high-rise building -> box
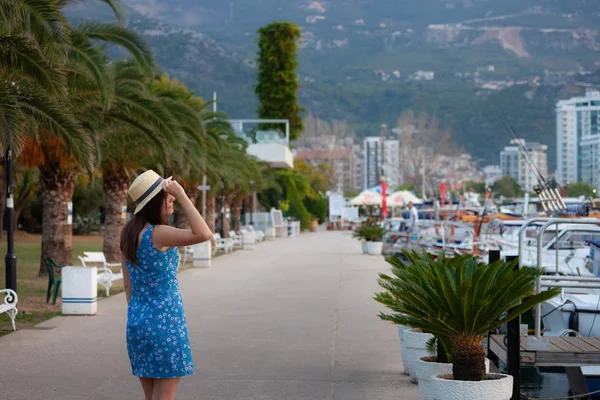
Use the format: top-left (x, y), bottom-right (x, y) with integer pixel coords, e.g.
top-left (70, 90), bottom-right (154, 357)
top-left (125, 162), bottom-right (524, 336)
top-left (556, 89), bottom-right (600, 189)
top-left (382, 139), bottom-right (401, 189)
top-left (362, 137), bottom-right (400, 190)
top-left (351, 144), bottom-right (364, 191)
top-left (500, 139), bottom-right (548, 192)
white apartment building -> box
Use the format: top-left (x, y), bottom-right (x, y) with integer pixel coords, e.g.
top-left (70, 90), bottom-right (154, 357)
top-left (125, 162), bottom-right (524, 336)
top-left (382, 139), bottom-right (401, 189)
top-left (556, 89), bottom-right (600, 189)
top-left (351, 144), bottom-right (364, 191)
top-left (500, 139), bottom-right (548, 192)
top-left (362, 137), bottom-right (401, 190)
top-left (483, 165), bottom-right (502, 187)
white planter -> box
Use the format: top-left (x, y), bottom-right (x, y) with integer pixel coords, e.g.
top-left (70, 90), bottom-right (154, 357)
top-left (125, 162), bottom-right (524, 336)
top-left (366, 241), bottom-right (383, 255)
top-left (397, 325), bottom-right (411, 376)
top-left (404, 329), bottom-right (434, 383)
top-left (417, 357), bottom-right (491, 400)
top-left (428, 373), bottom-right (513, 400)
top-left (361, 240), bottom-right (368, 254)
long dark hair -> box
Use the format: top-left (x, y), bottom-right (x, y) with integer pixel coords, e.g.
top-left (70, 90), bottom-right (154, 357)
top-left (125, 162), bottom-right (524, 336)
top-left (120, 190), bottom-right (167, 265)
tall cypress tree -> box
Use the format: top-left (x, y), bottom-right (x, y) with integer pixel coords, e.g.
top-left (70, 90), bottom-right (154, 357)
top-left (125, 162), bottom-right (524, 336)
top-left (255, 22), bottom-right (303, 141)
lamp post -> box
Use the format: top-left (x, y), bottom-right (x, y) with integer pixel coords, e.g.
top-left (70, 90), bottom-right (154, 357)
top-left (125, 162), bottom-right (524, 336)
top-left (220, 177), bottom-right (225, 238)
top-left (5, 145), bottom-right (16, 291)
top-left (249, 180), bottom-right (254, 225)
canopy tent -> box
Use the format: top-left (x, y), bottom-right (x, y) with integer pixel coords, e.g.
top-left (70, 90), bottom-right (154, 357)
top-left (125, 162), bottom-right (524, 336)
top-left (386, 191), bottom-right (423, 207)
top-left (349, 191), bottom-right (382, 206)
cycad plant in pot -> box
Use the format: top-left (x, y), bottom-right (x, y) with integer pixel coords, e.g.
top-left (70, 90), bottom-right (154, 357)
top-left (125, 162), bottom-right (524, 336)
top-left (352, 224), bottom-right (371, 254)
top-left (365, 225), bottom-right (387, 255)
top-left (376, 253), bottom-right (451, 385)
top-left (375, 250), bottom-right (561, 400)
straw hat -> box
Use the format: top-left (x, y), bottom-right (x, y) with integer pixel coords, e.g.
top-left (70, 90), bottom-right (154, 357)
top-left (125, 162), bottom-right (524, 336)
top-left (128, 170), bottom-right (171, 214)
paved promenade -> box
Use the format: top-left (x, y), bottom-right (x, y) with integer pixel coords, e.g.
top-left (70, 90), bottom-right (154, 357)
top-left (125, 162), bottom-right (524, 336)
top-left (0, 231), bottom-right (419, 400)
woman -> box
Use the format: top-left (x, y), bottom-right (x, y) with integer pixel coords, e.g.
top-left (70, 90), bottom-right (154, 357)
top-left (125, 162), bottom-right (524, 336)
top-left (120, 170), bottom-right (213, 400)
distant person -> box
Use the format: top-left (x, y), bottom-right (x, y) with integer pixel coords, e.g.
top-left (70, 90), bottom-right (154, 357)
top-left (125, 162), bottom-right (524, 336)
top-left (408, 201), bottom-right (419, 234)
top-left (120, 170), bottom-right (213, 400)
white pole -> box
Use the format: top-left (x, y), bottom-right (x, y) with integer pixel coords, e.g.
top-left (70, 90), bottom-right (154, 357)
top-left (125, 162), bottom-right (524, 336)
top-left (202, 92), bottom-right (217, 218)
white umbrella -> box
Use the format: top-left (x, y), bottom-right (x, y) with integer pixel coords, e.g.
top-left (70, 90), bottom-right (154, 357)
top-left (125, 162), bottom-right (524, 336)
top-left (349, 191), bottom-right (382, 206)
top-left (387, 191), bottom-right (423, 207)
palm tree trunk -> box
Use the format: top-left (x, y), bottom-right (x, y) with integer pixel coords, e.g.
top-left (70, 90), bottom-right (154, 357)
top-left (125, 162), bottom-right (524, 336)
top-left (222, 198), bottom-right (231, 237)
top-left (39, 167), bottom-right (76, 276)
top-left (103, 169), bottom-right (129, 263)
top-left (231, 196), bottom-right (243, 231)
top-left (204, 192), bottom-right (216, 233)
top-left (176, 186), bottom-right (198, 229)
top-left (451, 336), bottom-right (486, 381)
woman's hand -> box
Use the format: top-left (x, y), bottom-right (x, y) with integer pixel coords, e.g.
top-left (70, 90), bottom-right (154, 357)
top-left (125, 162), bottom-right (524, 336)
top-left (163, 179), bottom-right (185, 199)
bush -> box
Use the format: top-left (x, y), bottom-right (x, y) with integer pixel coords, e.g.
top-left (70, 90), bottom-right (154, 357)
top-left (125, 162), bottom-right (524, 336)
top-left (304, 195), bottom-right (327, 223)
top-left (72, 214), bottom-right (102, 235)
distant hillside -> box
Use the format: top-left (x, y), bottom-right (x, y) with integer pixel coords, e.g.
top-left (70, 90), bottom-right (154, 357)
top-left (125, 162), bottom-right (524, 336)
top-left (66, 1), bottom-right (600, 170)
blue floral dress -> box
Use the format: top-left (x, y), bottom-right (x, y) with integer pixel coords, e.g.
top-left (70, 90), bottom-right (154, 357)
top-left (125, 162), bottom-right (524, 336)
top-left (125, 225), bottom-right (194, 378)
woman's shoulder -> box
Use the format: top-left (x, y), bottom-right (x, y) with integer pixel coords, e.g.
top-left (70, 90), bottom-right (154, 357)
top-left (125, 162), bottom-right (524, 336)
top-left (137, 224), bottom-right (154, 247)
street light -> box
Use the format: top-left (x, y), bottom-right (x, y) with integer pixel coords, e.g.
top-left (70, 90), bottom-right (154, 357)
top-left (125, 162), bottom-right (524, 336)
top-left (5, 144), bottom-right (16, 292)
top-left (249, 180), bottom-right (254, 225)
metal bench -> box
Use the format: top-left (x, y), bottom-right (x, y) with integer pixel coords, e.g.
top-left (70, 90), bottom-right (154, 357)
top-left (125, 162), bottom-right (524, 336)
top-left (78, 252), bottom-right (123, 296)
top-left (0, 289), bottom-right (18, 331)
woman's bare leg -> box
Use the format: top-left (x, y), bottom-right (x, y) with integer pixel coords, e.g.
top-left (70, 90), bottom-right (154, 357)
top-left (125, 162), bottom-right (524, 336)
top-left (139, 378), bottom-right (155, 400)
top-left (152, 377), bottom-right (181, 400)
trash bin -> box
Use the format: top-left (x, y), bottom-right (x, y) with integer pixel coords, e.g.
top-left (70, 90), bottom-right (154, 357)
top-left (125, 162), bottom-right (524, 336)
top-left (62, 266), bottom-right (97, 315)
top-left (242, 231), bottom-right (256, 250)
top-left (192, 241), bottom-right (211, 268)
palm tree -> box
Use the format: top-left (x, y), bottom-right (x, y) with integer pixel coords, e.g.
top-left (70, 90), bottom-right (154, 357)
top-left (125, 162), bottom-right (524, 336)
top-left (95, 62), bottom-right (179, 261)
top-left (0, 0), bottom-right (86, 160)
top-left (374, 250), bottom-right (561, 381)
top-left (35, 2), bottom-right (154, 273)
top-left (147, 75), bottom-right (210, 230)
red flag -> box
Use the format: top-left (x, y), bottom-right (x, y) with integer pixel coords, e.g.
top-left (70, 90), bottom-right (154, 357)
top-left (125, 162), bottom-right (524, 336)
top-left (440, 182), bottom-right (447, 206)
top-left (381, 180), bottom-right (388, 218)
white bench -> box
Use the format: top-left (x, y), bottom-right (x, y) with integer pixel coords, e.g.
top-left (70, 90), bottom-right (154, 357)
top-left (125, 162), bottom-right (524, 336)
top-left (181, 246), bottom-right (193, 264)
top-left (244, 226), bottom-right (265, 242)
top-left (0, 289), bottom-right (18, 331)
top-left (213, 233), bottom-right (233, 254)
top-left (253, 228), bottom-right (265, 242)
top-left (229, 231), bottom-right (243, 248)
top-left (78, 252), bottom-right (123, 296)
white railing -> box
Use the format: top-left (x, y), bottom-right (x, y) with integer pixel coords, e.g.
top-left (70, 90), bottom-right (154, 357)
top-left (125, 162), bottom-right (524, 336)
top-left (534, 218), bottom-right (600, 338)
top-left (228, 119), bottom-right (290, 146)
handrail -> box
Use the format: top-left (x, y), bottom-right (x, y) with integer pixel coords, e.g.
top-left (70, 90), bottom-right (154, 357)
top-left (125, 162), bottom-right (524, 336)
top-left (535, 218), bottom-right (600, 338)
top-left (517, 218), bottom-right (548, 269)
top-left (541, 276), bottom-right (600, 282)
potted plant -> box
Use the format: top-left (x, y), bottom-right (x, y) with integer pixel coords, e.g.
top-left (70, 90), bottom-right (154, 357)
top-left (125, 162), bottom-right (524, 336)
top-left (365, 225), bottom-right (387, 255)
top-left (375, 250), bottom-right (560, 399)
top-left (352, 225), bottom-right (371, 254)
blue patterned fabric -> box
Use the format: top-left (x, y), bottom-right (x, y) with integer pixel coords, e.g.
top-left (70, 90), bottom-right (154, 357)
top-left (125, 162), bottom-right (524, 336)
top-left (125, 225), bottom-right (194, 378)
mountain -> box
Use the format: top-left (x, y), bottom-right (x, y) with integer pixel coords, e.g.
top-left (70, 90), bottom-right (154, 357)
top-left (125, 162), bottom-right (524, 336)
top-left (70, 0), bottom-right (600, 170)
top-left (123, 0), bottom-right (600, 80)
top-left (66, 2), bottom-right (257, 117)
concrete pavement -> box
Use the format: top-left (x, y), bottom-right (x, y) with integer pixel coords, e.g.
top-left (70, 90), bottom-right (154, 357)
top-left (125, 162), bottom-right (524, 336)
top-left (0, 231), bottom-right (419, 400)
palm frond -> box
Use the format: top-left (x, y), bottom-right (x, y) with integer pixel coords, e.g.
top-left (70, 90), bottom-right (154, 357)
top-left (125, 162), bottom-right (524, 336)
top-left (0, 34), bottom-right (66, 96)
top-left (74, 21), bottom-right (154, 72)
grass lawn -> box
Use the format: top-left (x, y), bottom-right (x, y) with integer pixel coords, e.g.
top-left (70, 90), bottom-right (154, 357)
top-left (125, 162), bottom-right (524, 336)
top-left (0, 232), bottom-right (199, 334)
